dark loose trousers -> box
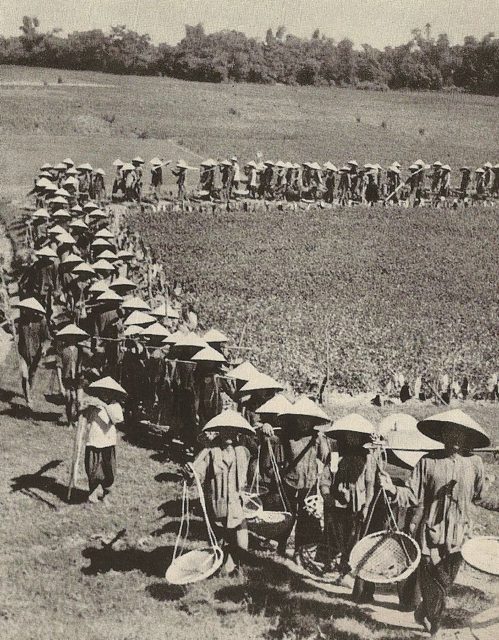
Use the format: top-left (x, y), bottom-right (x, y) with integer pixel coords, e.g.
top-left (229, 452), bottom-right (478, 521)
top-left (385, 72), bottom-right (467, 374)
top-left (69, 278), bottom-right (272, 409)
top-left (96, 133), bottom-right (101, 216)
top-left (417, 553), bottom-right (462, 631)
top-left (85, 445), bottom-right (116, 493)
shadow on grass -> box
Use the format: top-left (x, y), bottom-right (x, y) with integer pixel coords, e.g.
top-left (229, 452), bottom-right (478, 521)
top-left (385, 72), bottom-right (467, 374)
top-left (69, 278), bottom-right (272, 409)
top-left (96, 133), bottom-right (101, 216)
top-left (443, 583), bottom-right (495, 629)
top-left (0, 386), bottom-right (21, 403)
top-left (81, 544), bottom-right (175, 577)
top-left (212, 554), bottom-right (421, 640)
top-left (0, 402), bottom-right (61, 423)
top-left (151, 517), bottom-right (209, 541)
top-left (155, 471), bottom-right (183, 483)
top-left (146, 583), bottom-right (186, 602)
top-left (10, 459), bottom-right (87, 506)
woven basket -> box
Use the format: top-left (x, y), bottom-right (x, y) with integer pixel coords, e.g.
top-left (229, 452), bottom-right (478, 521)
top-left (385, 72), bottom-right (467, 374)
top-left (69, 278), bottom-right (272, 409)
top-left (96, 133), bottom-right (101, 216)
top-left (349, 530), bottom-right (420, 584)
top-left (248, 511), bottom-right (294, 540)
top-left (462, 536), bottom-right (499, 575)
top-left (165, 546), bottom-right (223, 585)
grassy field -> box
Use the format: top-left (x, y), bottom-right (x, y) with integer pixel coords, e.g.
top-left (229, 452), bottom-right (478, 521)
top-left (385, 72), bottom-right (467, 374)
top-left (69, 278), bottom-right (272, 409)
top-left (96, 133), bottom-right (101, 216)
top-left (1, 65), bottom-right (499, 639)
top-left (1, 65), bottom-right (499, 199)
top-left (1, 341), bottom-right (498, 640)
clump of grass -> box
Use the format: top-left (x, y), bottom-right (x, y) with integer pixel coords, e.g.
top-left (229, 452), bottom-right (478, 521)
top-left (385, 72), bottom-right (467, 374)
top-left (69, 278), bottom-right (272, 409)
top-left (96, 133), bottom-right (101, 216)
top-left (137, 129), bottom-right (149, 139)
top-left (229, 107), bottom-right (240, 116)
top-left (57, 75), bottom-right (63, 84)
top-left (103, 113), bottom-right (116, 124)
top-left (381, 120), bottom-right (387, 129)
top-left (419, 127), bottom-right (425, 136)
top-left (356, 115), bottom-right (361, 123)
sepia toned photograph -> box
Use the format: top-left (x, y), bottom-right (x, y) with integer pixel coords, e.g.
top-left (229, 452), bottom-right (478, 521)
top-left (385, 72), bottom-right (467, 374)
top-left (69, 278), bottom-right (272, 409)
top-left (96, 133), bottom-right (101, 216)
top-left (0, 1), bottom-right (498, 638)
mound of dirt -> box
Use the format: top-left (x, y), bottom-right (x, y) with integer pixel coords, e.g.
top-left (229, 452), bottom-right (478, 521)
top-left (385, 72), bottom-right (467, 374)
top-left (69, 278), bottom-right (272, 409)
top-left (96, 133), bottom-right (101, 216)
top-left (72, 114), bottom-right (111, 136)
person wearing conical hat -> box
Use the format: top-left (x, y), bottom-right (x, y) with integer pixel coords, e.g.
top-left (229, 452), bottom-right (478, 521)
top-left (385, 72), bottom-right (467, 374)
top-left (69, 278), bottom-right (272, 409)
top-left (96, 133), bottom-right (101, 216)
top-left (112, 161), bottom-right (125, 201)
top-left (187, 411), bottom-right (254, 575)
top-left (171, 161), bottom-right (188, 200)
top-left (337, 166), bottom-right (352, 205)
top-left (474, 167), bottom-right (485, 196)
top-left (318, 414), bottom-right (377, 588)
top-left (16, 298), bottom-right (51, 408)
top-left (150, 160), bottom-right (165, 199)
top-left (324, 165), bottom-right (337, 204)
top-left (439, 164), bottom-right (451, 198)
top-left (431, 162), bottom-right (442, 194)
top-left (79, 376), bottom-right (126, 502)
top-left (261, 408), bottom-right (330, 560)
top-left (246, 161), bottom-right (259, 199)
top-left (379, 410), bottom-right (490, 635)
top-left (54, 324), bottom-right (89, 426)
top-left (92, 169), bottom-right (106, 205)
top-left (19, 246), bottom-right (59, 313)
top-left (459, 167), bottom-right (471, 198)
top-left (364, 172), bottom-right (380, 206)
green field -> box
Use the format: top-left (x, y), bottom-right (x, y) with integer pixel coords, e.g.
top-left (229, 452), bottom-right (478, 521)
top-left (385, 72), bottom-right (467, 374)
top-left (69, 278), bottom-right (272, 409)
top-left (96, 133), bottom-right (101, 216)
top-left (1, 65), bottom-right (499, 640)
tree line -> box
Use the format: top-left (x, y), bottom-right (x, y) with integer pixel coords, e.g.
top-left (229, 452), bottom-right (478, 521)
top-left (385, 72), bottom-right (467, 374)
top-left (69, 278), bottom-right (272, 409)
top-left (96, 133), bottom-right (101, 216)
top-left (1, 17), bottom-right (498, 95)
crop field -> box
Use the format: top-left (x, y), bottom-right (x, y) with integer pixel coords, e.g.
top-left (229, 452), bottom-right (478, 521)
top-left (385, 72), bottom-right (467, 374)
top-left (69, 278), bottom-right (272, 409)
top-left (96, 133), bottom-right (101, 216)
top-left (1, 65), bottom-right (499, 640)
top-left (131, 203), bottom-right (499, 393)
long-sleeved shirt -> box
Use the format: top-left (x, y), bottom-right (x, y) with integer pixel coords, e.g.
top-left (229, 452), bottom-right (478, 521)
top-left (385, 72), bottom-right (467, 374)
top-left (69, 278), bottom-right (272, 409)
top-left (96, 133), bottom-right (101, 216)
top-left (192, 444), bottom-right (250, 527)
top-left (83, 401), bottom-right (124, 448)
top-left (393, 452), bottom-right (484, 560)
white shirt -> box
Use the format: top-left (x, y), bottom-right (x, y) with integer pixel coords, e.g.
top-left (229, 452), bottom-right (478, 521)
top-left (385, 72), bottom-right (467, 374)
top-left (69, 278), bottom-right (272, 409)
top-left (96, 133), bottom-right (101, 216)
top-left (85, 402), bottom-right (123, 448)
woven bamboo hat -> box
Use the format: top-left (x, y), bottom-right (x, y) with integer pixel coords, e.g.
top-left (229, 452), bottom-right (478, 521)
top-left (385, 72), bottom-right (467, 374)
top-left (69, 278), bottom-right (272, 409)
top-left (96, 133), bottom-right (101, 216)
top-left (123, 310), bottom-right (156, 327)
top-left (88, 376), bottom-right (127, 397)
top-left (227, 361), bottom-right (260, 382)
top-left (55, 323), bottom-right (89, 342)
top-left (240, 372), bottom-right (283, 393)
top-left (203, 328), bottom-right (228, 344)
top-left (379, 413), bottom-right (443, 467)
top-left (109, 277), bottom-right (137, 293)
top-left (417, 409), bottom-right (490, 449)
top-left (278, 396), bottom-right (330, 426)
top-left (192, 346), bottom-right (227, 363)
top-left (15, 297), bottom-right (46, 314)
top-left (122, 296), bottom-right (151, 312)
top-left (323, 413), bottom-right (374, 441)
top-left (202, 409), bottom-right (255, 433)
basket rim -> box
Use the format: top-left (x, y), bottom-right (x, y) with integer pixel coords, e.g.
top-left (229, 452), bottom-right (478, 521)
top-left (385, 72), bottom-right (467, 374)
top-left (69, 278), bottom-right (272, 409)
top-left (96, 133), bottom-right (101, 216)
top-left (165, 546), bottom-right (223, 585)
top-left (461, 536), bottom-right (499, 576)
top-left (350, 529), bottom-right (421, 584)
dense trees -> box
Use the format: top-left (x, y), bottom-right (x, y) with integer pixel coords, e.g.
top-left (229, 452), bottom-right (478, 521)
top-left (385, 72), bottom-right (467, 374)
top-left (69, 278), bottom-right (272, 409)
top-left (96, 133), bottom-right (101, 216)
top-left (0, 17), bottom-right (498, 95)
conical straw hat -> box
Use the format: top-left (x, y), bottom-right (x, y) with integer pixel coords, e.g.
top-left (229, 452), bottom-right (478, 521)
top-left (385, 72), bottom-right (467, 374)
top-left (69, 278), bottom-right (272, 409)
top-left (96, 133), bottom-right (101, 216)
top-left (162, 329), bottom-right (185, 345)
top-left (378, 413), bottom-right (417, 437)
top-left (35, 246), bottom-right (57, 259)
top-left (92, 259), bottom-right (115, 272)
top-left (88, 376), bottom-right (127, 396)
top-left (203, 328), bottom-right (229, 343)
top-left (141, 322), bottom-right (171, 338)
top-left (55, 323), bottom-right (89, 341)
top-left (202, 409), bottom-right (255, 433)
top-left (122, 296), bottom-right (151, 311)
top-left (192, 346), bottom-right (227, 363)
top-left (123, 324), bottom-right (145, 337)
top-left (15, 297), bottom-right (46, 314)
top-left (123, 310), bottom-right (156, 327)
top-left (417, 409), bottom-right (490, 449)
top-left (95, 228), bottom-right (114, 239)
top-left (109, 277), bottom-right (136, 292)
top-left (227, 361), bottom-right (260, 382)
top-left (278, 396), bottom-right (330, 425)
top-left (255, 394), bottom-right (294, 416)
top-left (240, 372), bottom-right (283, 393)
top-left (174, 332), bottom-right (208, 349)
top-left (323, 413), bottom-right (374, 439)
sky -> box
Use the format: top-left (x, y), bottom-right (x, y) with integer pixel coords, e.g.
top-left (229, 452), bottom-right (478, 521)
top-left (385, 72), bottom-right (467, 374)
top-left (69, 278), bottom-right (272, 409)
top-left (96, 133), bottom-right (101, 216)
top-left (0, 0), bottom-right (497, 49)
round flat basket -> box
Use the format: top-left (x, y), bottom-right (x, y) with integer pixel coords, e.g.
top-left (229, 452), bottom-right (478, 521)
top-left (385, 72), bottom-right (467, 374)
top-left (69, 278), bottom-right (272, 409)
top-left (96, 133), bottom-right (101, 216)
top-left (248, 511), bottom-right (293, 540)
top-left (165, 546), bottom-right (223, 585)
top-left (304, 493), bottom-right (324, 519)
top-left (462, 536), bottom-right (499, 576)
top-left (241, 492), bottom-right (263, 520)
top-left (350, 530), bottom-right (420, 584)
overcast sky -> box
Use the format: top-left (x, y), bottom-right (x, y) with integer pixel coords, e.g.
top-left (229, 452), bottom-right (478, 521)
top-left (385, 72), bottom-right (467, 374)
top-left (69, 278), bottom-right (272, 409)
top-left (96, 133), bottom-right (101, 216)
top-left (0, 0), bottom-right (497, 48)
